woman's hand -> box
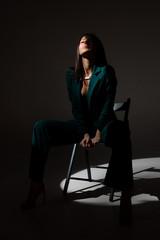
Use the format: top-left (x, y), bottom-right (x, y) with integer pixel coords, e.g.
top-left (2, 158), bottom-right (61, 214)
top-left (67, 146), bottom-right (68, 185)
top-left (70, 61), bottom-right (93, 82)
top-left (91, 129), bottom-right (101, 147)
top-left (91, 135), bottom-right (100, 147)
top-left (80, 130), bottom-right (101, 148)
top-left (80, 133), bottom-right (93, 148)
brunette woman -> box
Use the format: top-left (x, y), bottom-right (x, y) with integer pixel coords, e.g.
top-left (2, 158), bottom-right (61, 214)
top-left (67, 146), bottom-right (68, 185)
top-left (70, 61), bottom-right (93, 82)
top-left (21, 33), bottom-right (133, 224)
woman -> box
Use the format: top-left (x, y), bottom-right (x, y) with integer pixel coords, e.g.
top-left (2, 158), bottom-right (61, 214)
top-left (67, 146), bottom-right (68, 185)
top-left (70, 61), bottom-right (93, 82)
top-left (21, 33), bottom-right (133, 223)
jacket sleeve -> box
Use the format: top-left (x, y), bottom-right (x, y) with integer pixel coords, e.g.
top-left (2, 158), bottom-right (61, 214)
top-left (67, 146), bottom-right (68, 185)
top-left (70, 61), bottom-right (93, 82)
top-left (66, 68), bottom-right (89, 134)
top-left (96, 66), bottom-right (117, 132)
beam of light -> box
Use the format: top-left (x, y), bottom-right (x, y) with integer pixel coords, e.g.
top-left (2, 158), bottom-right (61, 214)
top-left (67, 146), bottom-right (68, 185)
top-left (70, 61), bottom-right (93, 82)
top-left (60, 157), bottom-right (160, 206)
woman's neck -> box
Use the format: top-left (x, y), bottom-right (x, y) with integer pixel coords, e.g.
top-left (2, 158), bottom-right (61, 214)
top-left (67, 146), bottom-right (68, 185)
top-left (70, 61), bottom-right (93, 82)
top-left (82, 57), bottom-right (94, 77)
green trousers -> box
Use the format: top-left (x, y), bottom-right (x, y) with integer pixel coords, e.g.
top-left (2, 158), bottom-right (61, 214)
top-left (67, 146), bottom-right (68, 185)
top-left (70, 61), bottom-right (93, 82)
top-left (29, 119), bottom-right (133, 190)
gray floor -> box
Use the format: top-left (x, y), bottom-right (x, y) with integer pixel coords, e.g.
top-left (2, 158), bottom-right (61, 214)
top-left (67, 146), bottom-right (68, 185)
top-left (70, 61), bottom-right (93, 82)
top-left (1, 145), bottom-right (160, 240)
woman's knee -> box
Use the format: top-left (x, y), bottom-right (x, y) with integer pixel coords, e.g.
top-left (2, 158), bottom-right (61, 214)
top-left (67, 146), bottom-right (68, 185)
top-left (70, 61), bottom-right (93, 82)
top-left (33, 120), bottom-right (47, 130)
top-left (32, 120), bottom-right (52, 148)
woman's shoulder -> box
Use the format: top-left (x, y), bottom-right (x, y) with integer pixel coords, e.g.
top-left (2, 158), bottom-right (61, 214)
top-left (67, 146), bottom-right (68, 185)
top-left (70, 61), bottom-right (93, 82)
top-left (101, 64), bottom-right (116, 74)
top-left (65, 67), bottom-right (75, 84)
top-left (99, 64), bottom-right (117, 85)
top-left (66, 66), bottom-right (75, 76)
top-left (95, 64), bottom-right (116, 81)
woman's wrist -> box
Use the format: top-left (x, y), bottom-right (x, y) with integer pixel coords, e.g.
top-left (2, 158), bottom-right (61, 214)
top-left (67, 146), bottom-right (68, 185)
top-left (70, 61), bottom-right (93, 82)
top-left (95, 129), bottom-right (101, 139)
top-left (84, 133), bottom-right (90, 138)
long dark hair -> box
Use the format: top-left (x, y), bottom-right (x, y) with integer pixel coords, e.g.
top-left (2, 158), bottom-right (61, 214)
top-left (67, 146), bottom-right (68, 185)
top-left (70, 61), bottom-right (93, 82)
top-left (75, 33), bottom-right (108, 81)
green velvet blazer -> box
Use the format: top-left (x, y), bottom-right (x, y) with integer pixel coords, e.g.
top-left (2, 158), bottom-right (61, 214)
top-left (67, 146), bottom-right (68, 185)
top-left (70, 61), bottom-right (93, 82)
top-left (66, 64), bottom-right (117, 142)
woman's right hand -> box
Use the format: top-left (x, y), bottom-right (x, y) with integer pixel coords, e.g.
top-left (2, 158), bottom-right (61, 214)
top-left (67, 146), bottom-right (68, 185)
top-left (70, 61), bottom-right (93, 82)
top-left (80, 133), bottom-right (93, 148)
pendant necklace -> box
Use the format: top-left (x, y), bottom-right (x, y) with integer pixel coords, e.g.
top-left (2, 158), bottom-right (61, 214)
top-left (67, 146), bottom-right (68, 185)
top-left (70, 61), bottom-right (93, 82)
top-left (84, 76), bottom-right (91, 80)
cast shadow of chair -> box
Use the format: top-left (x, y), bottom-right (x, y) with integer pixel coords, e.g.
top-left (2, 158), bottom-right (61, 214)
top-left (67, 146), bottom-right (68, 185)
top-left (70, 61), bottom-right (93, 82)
top-left (133, 166), bottom-right (160, 201)
top-left (63, 163), bottom-right (160, 203)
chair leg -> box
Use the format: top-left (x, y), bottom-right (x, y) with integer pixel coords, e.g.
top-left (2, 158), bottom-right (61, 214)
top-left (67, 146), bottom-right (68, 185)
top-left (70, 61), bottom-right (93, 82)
top-left (109, 188), bottom-right (115, 202)
top-left (63, 143), bottom-right (77, 195)
top-left (85, 149), bottom-right (92, 181)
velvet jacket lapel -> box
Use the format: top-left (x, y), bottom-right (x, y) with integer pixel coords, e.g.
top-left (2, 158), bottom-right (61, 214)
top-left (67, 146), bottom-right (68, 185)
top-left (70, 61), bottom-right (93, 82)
top-left (73, 78), bottom-right (81, 107)
top-left (87, 65), bottom-right (102, 110)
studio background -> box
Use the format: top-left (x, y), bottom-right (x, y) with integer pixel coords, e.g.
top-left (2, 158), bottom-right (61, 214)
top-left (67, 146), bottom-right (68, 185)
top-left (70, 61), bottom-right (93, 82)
top-left (1, 0), bottom-right (160, 178)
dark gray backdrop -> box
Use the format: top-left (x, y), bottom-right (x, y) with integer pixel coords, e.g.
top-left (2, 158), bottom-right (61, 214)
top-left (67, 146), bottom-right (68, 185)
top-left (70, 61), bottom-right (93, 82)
top-left (1, 1), bottom-right (160, 171)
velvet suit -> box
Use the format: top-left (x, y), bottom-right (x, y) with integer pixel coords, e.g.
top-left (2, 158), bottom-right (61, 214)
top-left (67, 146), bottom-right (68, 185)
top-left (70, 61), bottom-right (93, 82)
top-left (29, 64), bottom-right (133, 190)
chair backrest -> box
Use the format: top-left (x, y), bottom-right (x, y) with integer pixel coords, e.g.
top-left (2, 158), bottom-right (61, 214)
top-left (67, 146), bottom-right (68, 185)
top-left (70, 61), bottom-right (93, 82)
top-left (113, 98), bottom-right (131, 122)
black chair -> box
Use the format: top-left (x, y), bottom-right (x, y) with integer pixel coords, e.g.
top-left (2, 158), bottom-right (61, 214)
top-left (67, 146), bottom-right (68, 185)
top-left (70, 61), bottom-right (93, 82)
top-left (63, 98), bottom-right (131, 202)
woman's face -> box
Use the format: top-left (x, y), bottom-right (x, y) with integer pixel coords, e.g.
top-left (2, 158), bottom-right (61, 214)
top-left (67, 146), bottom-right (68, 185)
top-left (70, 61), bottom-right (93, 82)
top-left (79, 36), bottom-right (96, 57)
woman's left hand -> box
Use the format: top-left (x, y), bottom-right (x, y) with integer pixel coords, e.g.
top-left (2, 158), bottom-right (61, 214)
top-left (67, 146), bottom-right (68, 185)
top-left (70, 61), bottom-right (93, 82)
top-left (91, 136), bottom-right (100, 147)
top-left (91, 129), bottom-right (101, 147)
